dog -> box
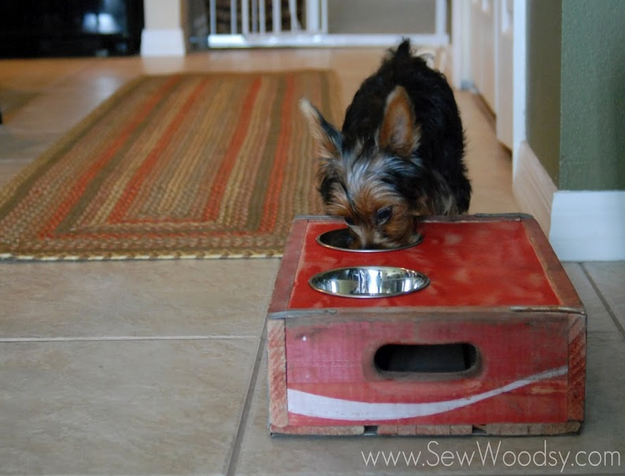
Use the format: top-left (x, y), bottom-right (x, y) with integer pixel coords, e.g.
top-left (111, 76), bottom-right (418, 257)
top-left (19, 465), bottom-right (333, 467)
top-left (300, 39), bottom-right (471, 249)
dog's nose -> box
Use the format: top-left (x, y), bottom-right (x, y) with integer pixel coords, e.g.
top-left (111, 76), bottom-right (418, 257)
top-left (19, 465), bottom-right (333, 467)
top-left (361, 238), bottom-right (384, 251)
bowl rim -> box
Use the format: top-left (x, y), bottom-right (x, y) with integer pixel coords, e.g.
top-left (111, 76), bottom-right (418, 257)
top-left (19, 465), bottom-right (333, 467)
top-left (308, 265), bottom-right (430, 299)
top-left (316, 228), bottom-right (423, 253)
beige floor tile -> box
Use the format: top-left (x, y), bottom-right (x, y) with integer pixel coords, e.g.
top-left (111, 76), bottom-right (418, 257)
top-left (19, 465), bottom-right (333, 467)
top-left (57, 57), bottom-right (145, 85)
top-left (0, 338), bottom-right (258, 476)
top-left (0, 259), bottom-right (279, 339)
top-left (6, 84), bottom-right (126, 134)
top-left (583, 262), bottom-right (625, 336)
top-left (141, 48), bottom-right (333, 76)
top-left (0, 89), bottom-right (40, 120)
top-left (563, 263), bottom-right (621, 333)
top-left (0, 159), bottom-right (32, 188)
top-left (0, 130), bottom-right (62, 161)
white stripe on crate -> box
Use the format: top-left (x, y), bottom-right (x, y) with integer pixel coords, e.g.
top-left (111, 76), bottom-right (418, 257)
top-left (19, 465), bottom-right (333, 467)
top-left (287, 366), bottom-right (568, 421)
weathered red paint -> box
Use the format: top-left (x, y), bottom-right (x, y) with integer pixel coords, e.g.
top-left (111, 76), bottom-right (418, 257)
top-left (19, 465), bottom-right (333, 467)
top-left (267, 215), bottom-right (586, 436)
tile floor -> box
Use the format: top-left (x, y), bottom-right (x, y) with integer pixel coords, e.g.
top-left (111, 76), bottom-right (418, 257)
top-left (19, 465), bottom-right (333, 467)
top-left (0, 49), bottom-right (623, 476)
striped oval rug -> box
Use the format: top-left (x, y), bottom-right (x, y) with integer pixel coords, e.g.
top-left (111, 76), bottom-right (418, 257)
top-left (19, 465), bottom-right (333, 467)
top-left (0, 71), bottom-right (341, 260)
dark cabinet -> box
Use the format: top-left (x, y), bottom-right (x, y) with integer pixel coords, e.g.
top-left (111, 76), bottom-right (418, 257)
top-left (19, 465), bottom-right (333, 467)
top-left (0, 0), bottom-right (144, 57)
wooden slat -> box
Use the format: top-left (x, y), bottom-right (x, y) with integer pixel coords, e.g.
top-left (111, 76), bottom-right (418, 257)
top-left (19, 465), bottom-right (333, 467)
top-left (476, 422), bottom-right (581, 436)
top-left (568, 313), bottom-right (587, 421)
top-left (267, 319), bottom-right (288, 428)
top-left (523, 217), bottom-right (585, 310)
top-left (267, 217), bottom-right (307, 315)
top-left (377, 425), bottom-right (473, 436)
top-left (270, 424), bottom-right (364, 436)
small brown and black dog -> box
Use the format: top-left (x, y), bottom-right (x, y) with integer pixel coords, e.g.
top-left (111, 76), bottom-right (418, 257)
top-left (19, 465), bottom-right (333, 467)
top-left (300, 39), bottom-right (471, 249)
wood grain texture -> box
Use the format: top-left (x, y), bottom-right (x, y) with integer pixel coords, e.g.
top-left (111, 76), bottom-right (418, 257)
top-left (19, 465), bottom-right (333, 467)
top-left (267, 319), bottom-right (288, 429)
top-left (568, 314), bottom-right (587, 421)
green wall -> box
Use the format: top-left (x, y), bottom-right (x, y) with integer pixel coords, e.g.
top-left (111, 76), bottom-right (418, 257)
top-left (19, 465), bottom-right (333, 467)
top-left (559, 0), bottom-right (625, 190)
top-left (526, 0), bottom-right (562, 187)
top-left (526, 0), bottom-right (625, 191)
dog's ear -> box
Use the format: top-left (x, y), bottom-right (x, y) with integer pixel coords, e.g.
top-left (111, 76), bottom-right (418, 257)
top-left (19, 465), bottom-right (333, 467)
top-left (299, 98), bottom-right (342, 160)
top-left (379, 86), bottom-right (421, 157)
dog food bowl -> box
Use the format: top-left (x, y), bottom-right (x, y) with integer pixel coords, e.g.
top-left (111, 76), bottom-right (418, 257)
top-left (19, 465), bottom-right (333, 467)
top-left (309, 266), bottom-right (430, 298)
top-left (316, 228), bottom-right (423, 252)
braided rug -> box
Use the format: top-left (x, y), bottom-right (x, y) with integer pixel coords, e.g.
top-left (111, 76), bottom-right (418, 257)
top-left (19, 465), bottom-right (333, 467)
top-left (0, 71), bottom-right (340, 260)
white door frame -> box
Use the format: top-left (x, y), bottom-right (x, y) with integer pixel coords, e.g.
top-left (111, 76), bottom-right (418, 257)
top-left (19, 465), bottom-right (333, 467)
top-left (451, 0), bottom-right (525, 156)
top-left (495, 0), bottom-right (514, 150)
top-left (510, 0), bottom-right (526, 164)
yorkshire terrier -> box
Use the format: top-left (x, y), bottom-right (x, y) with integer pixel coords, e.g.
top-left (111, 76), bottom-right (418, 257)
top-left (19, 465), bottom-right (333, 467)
top-left (300, 39), bottom-right (471, 249)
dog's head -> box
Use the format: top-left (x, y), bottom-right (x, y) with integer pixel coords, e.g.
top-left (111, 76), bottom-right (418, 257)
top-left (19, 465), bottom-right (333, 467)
top-left (300, 86), bottom-right (425, 249)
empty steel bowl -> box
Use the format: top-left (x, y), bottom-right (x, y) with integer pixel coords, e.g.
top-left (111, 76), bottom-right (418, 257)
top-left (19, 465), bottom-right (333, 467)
top-left (309, 266), bottom-right (430, 298)
top-left (316, 228), bottom-right (422, 252)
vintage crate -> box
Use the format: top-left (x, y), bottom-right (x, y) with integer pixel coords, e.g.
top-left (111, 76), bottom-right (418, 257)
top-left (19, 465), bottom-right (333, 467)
top-left (267, 214), bottom-right (586, 436)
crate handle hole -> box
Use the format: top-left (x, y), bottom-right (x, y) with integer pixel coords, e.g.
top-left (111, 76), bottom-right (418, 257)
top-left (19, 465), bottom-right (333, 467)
top-left (374, 343), bottom-right (479, 375)
top-left (363, 425), bottom-right (378, 435)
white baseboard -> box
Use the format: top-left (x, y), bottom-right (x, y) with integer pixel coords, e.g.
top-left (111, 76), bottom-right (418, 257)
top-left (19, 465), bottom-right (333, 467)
top-left (513, 141), bottom-right (557, 236)
top-left (549, 191), bottom-right (625, 261)
top-left (513, 141), bottom-right (625, 261)
top-left (141, 28), bottom-right (187, 57)
top-left (207, 33), bottom-right (449, 49)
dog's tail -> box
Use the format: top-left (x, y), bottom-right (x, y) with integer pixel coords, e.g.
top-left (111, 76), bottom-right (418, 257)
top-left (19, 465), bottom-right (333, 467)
top-left (390, 37), bottom-right (436, 70)
top-left (394, 38), bottom-right (413, 58)
top-left (388, 38), bottom-right (418, 67)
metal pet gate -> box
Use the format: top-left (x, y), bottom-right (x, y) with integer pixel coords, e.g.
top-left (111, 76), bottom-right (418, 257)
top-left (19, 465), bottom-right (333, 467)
top-left (202, 0), bottom-right (449, 48)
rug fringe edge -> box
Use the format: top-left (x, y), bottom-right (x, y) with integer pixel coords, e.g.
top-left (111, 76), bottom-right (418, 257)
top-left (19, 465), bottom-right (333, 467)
top-left (0, 251), bottom-right (283, 262)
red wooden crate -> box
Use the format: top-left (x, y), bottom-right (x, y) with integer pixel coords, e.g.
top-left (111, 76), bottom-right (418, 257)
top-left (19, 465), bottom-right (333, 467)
top-left (267, 214), bottom-right (586, 436)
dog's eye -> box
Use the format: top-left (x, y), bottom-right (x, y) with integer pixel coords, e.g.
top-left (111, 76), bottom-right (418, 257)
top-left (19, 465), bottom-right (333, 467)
top-left (376, 207), bottom-right (393, 226)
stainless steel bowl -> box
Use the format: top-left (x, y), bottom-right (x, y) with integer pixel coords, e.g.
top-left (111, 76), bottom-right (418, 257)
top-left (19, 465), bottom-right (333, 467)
top-left (316, 228), bottom-right (423, 252)
top-left (309, 266), bottom-right (430, 298)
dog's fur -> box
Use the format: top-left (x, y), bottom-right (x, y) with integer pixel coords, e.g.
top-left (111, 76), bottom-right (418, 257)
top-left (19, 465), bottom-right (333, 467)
top-left (300, 39), bottom-right (471, 249)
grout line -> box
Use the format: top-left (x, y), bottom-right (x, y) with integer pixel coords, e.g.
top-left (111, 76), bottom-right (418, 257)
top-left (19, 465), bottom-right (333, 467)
top-left (581, 263), bottom-right (625, 340)
top-left (0, 335), bottom-right (257, 343)
top-left (225, 325), bottom-right (267, 476)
